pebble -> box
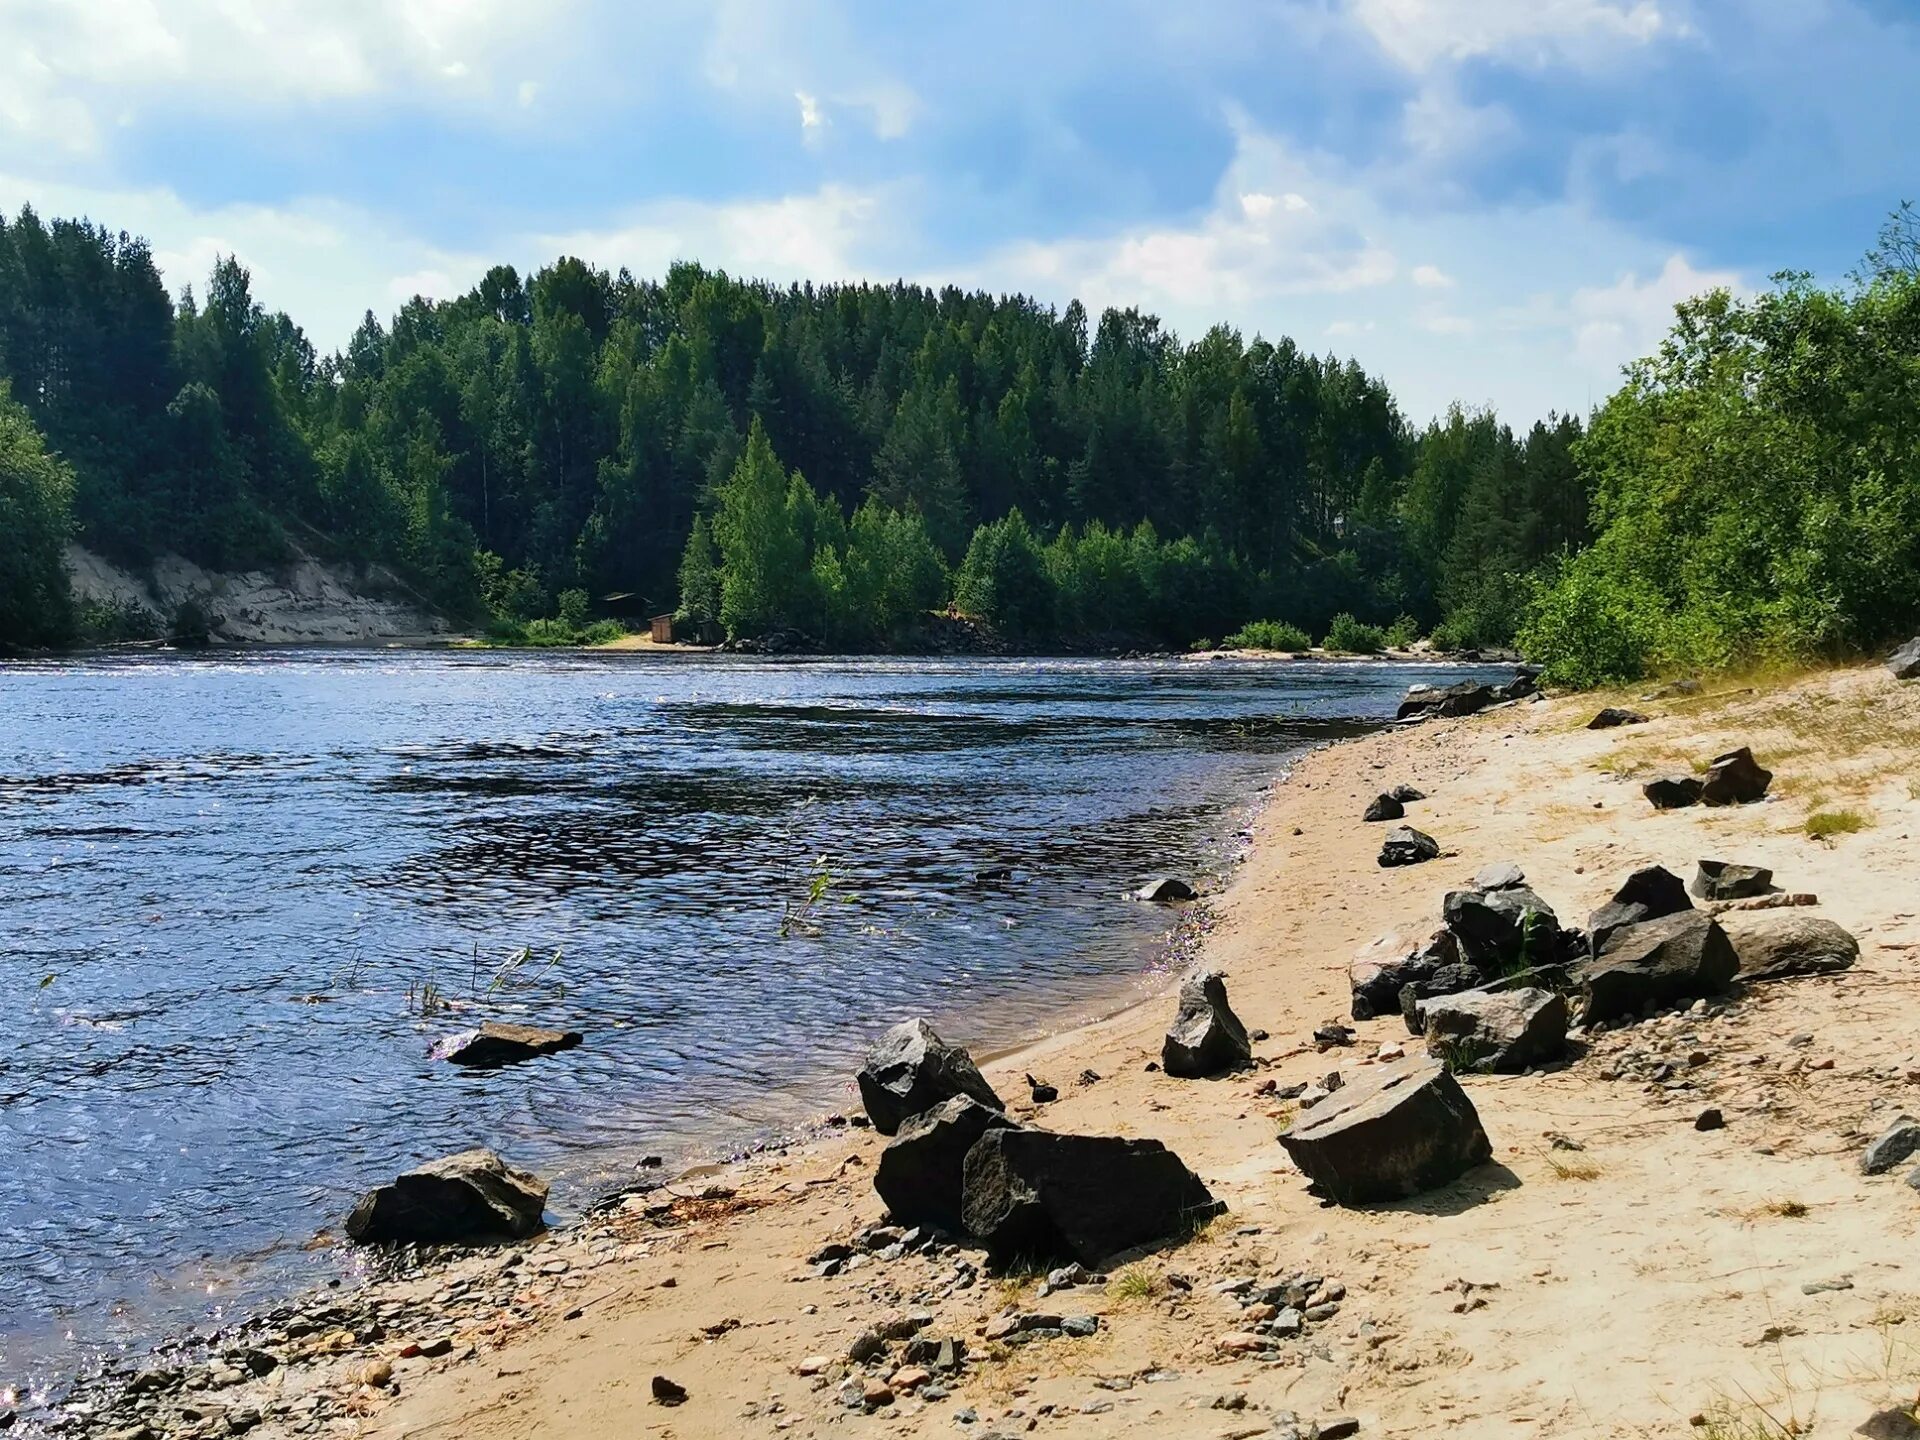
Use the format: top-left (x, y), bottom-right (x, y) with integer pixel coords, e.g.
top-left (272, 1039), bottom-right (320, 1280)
top-left (1215, 1332), bottom-right (1271, 1355)
top-left (861, 1378), bottom-right (895, 1408)
top-left (890, 1366), bottom-right (932, 1392)
top-left (1694, 1108), bottom-right (1725, 1132)
top-left (796, 1356), bottom-right (831, 1376)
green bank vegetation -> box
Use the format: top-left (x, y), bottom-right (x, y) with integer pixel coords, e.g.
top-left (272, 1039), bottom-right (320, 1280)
top-left (4, 204), bottom-right (1918, 676)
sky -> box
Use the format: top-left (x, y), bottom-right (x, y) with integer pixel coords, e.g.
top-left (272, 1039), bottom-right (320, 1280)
top-left (2, 0), bottom-right (1916, 422)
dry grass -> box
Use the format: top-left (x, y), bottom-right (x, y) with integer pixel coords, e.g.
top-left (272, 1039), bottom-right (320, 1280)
top-left (1744, 1198), bottom-right (1810, 1220)
top-left (1542, 1149), bottom-right (1603, 1182)
top-left (1805, 809), bottom-right (1870, 841)
top-left (1107, 1265), bottom-right (1163, 1303)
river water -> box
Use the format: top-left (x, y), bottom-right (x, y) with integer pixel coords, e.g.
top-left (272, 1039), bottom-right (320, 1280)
top-left (0, 650), bottom-right (1487, 1395)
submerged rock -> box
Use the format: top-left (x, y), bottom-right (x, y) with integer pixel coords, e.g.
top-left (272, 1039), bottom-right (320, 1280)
top-left (1700, 747), bottom-right (1772, 806)
top-left (1417, 987), bottom-right (1567, 1072)
top-left (1377, 826), bottom-right (1439, 868)
top-left (1162, 968), bottom-right (1252, 1077)
top-left (346, 1148), bottom-right (548, 1245)
top-left (1134, 877), bottom-right (1197, 903)
top-left (857, 1019), bottom-right (1006, 1136)
top-left (1588, 865), bottom-right (1692, 954)
top-left (1718, 912), bottom-right (1860, 981)
top-left (1572, 910), bottom-right (1738, 1024)
top-left (875, 1096), bottom-right (1021, 1235)
top-left (961, 1129), bottom-right (1224, 1267)
top-left (438, 1021), bottom-right (582, 1068)
top-left (1692, 859), bottom-right (1774, 901)
top-left (1277, 1055), bottom-right (1492, 1205)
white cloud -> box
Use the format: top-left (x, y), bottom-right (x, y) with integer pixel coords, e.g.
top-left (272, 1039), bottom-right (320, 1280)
top-left (796, 91), bottom-right (825, 133)
top-left (1411, 263), bottom-right (1454, 288)
top-left (0, 0), bottom-right (569, 156)
top-left (1567, 252), bottom-right (1738, 370)
top-left (1348, 0), bottom-right (1681, 72)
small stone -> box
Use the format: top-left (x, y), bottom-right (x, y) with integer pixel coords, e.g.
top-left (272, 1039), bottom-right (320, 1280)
top-left (848, 1328), bottom-right (888, 1362)
top-left (797, 1355), bottom-right (831, 1376)
top-left (359, 1358), bottom-right (394, 1389)
top-left (651, 1375), bottom-right (688, 1406)
top-left (1271, 1307), bottom-right (1304, 1336)
top-left (1316, 1419), bottom-right (1362, 1440)
top-left (890, 1366), bottom-right (932, 1392)
top-left (1694, 1108), bottom-right (1725, 1131)
top-left (862, 1378), bottom-right (895, 1408)
top-left (1061, 1315), bottom-right (1099, 1337)
top-left (1215, 1332), bottom-right (1271, 1355)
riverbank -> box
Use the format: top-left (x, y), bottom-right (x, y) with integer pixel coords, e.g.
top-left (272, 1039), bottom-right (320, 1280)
top-left (49, 660), bottom-right (1920, 1439)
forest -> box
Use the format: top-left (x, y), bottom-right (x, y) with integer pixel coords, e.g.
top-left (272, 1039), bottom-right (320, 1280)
top-left (2, 202), bottom-right (1916, 679)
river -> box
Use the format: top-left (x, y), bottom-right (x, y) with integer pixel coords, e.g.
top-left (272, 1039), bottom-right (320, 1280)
top-left (0, 649), bottom-right (1490, 1397)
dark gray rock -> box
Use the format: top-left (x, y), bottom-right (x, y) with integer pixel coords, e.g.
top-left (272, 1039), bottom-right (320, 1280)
top-left (1692, 859), bottom-right (1774, 901)
top-left (962, 1129), bottom-right (1224, 1267)
top-left (1135, 877), bottom-right (1197, 903)
top-left (1587, 707), bottom-right (1649, 730)
top-left (1865, 1118), bottom-right (1920, 1175)
top-left (874, 1096), bottom-right (1021, 1235)
top-left (1377, 826), bottom-right (1439, 868)
top-left (1718, 913), bottom-right (1860, 981)
top-left (1416, 987), bottom-right (1568, 1072)
top-left (857, 1019), bottom-right (1006, 1136)
top-left (1162, 968), bottom-right (1252, 1077)
top-left (1396, 681), bottom-right (1495, 721)
top-left (437, 1021), bottom-right (582, 1069)
top-left (1444, 882), bottom-right (1560, 970)
top-left (1643, 773), bottom-right (1704, 809)
top-left (1389, 784), bottom-right (1427, 803)
top-left (1362, 793), bottom-right (1404, 823)
top-left (1277, 1055), bottom-right (1492, 1205)
top-left (1700, 746), bottom-right (1773, 806)
top-left (1887, 636), bottom-right (1920, 680)
top-left (346, 1148), bottom-right (548, 1245)
top-left (1350, 929), bottom-right (1458, 1020)
top-left (1571, 910), bottom-right (1739, 1024)
top-left (1398, 962), bottom-right (1488, 1033)
top-left (1588, 865), bottom-right (1692, 954)
top-left (1502, 671), bottom-right (1539, 701)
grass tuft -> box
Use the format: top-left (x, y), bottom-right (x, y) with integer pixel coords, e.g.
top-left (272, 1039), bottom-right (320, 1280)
top-left (1107, 1265), bottom-right (1162, 1303)
top-left (1805, 809), bottom-right (1869, 840)
top-left (1542, 1149), bottom-right (1602, 1182)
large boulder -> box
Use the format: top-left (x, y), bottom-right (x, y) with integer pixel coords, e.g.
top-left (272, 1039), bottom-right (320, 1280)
top-left (1362, 793), bottom-right (1405, 823)
top-left (1588, 865), bottom-right (1692, 954)
top-left (1887, 636), bottom-right (1920, 680)
top-left (1643, 773), bottom-right (1704, 810)
top-left (1417, 987), bottom-right (1568, 1072)
top-left (1350, 929), bottom-right (1461, 1021)
top-left (1692, 859), bottom-right (1774, 901)
top-left (961, 1129), bottom-right (1225, 1267)
top-left (1444, 882), bottom-right (1561, 970)
top-left (1587, 707), bottom-right (1649, 730)
top-left (1162, 968), bottom-right (1252, 1077)
top-left (437, 1021), bottom-right (582, 1068)
top-left (874, 1096), bottom-right (1021, 1235)
top-left (1571, 911), bottom-right (1738, 1024)
top-left (857, 1019), bottom-right (1006, 1136)
top-left (346, 1149), bottom-right (548, 1245)
top-left (1397, 681), bottom-right (1495, 721)
top-left (1717, 912), bottom-right (1860, 982)
top-left (1700, 747), bottom-right (1772, 806)
top-left (1377, 826), bottom-right (1439, 868)
top-left (1277, 1055), bottom-right (1492, 1205)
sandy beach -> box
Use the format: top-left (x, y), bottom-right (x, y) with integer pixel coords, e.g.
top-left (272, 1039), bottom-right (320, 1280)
top-left (69, 660), bottom-right (1920, 1440)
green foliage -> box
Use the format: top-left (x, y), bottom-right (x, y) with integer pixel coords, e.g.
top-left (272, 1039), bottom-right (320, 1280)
top-left (1805, 809), bottom-right (1869, 840)
top-left (956, 509), bottom-right (1053, 637)
top-left (1222, 619), bottom-right (1311, 651)
top-left (1384, 613), bottom-right (1421, 648)
top-left (675, 514), bottom-right (722, 625)
top-left (76, 596), bottom-right (160, 645)
top-left (0, 385), bottom-right (76, 648)
top-left (1522, 249), bottom-right (1920, 684)
top-left (1323, 612), bottom-right (1386, 654)
top-left (713, 419), bottom-right (807, 637)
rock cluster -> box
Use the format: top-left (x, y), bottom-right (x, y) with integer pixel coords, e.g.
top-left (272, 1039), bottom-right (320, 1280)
top-left (1644, 747), bottom-right (1773, 810)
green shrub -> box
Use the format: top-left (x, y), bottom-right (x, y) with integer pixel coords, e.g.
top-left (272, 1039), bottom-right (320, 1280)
top-left (1323, 613), bottom-right (1385, 654)
top-left (1384, 614), bottom-right (1421, 648)
top-left (1223, 619), bottom-right (1311, 651)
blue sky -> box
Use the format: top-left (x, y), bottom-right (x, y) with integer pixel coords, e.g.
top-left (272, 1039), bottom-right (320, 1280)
top-left (2, 0), bottom-right (1915, 421)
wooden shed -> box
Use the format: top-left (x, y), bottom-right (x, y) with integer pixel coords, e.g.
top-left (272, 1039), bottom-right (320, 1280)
top-left (649, 613), bottom-right (676, 644)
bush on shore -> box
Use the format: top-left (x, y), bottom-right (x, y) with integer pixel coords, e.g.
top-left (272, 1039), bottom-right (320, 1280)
top-left (1221, 619), bottom-right (1312, 652)
top-left (1323, 613), bottom-right (1386, 654)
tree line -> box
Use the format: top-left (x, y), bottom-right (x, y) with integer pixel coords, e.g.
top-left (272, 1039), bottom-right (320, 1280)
top-left (5, 200), bottom-right (1917, 678)
top-left (0, 203), bottom-right (1595, 653)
